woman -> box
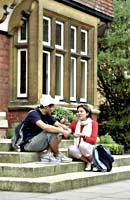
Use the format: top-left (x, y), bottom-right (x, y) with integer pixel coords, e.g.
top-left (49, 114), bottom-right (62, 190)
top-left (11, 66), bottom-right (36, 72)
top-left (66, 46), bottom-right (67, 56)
top-left (68, 104), bottom-right (98, 170)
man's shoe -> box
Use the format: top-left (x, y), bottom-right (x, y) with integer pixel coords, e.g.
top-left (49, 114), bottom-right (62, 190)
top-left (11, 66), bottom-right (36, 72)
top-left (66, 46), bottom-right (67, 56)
top-left (56, 152), bottom-right (72, 163)
top-left (41, 152), bottom-right (60, 163)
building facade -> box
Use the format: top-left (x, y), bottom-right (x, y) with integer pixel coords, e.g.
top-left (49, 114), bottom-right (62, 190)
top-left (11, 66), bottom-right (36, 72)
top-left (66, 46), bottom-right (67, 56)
top-left (0, 0), bottom-right (113, 127)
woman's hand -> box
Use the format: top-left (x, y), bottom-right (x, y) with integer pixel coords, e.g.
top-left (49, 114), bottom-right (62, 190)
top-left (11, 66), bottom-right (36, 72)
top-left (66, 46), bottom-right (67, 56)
top-left (74, 133), bottom-right (81, 138)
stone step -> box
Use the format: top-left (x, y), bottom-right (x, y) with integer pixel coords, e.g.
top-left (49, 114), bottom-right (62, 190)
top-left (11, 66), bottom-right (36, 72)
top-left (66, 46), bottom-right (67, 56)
top-left (0, 155), bottom-right (129, 178)
top-left (0, 165), bottom-right (130, 193)
top-left (0, 139), bottom-right (73, 151)
top-left (0, 148), bottom-right (69, 163)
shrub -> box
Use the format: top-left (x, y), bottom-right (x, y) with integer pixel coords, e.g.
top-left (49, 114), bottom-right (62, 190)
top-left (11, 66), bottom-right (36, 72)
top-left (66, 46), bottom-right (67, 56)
top-left (52, 106), bottom-right (77, 125)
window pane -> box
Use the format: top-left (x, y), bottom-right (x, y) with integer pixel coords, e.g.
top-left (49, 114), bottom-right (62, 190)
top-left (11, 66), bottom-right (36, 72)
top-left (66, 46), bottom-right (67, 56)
top-left (70, 57), bottom-right (76, 99)
top-left (81, 60), bottom-right (87, 99)
top-left (43, 51), bottom-right (50, 94)
top-left (81, 30), bottom-right (87, 54)
top-left (56, 21), bottom-right (63, 48)
top-left (43, 17), bottom-right (51, 46)
top-left (17, 49), bottom-right (27, 97)
top-left (71, 26), bottom-right (76, 52)
top-left (43, 18), bottom-right (49, 42)
top-left (18, 20), bottom-right (27, 42)
top-left (20, 51), bottom-right (26, 93)
top-left (55, 54), bottom-right (63, 96)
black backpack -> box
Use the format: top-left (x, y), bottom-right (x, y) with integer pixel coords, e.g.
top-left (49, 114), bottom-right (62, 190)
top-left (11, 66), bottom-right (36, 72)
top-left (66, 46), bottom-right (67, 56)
top-left (11, 122), bottom-right (24, 151)
top-left (92, 144), bottom-right (114, 172)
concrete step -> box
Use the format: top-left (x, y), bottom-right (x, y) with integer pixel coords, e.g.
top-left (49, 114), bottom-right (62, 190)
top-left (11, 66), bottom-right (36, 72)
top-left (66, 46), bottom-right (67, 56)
top-left (0, 148), bottom-right (69, 163)
top-left (0, 139), bottom-right (73, 151)
top-left (0, 155), bottom-right (129, 178)
top-left (0, 165), bottom-right (130, 193)
top-left (0, 161), bottom-right (85, 178)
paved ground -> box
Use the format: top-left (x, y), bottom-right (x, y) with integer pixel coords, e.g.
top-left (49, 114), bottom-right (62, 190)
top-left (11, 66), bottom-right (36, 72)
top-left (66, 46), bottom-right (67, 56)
top-left (0, 180), bottom-right (130, 200)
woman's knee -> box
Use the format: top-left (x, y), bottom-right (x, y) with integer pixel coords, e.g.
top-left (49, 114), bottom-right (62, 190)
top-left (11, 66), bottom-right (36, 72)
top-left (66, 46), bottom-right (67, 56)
top-left (68, 145), bottom-right (81, 159)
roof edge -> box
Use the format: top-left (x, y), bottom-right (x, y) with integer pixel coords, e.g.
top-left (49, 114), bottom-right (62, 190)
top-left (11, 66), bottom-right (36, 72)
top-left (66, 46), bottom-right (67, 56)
top-left (56, 0), bottom-right (113, 22)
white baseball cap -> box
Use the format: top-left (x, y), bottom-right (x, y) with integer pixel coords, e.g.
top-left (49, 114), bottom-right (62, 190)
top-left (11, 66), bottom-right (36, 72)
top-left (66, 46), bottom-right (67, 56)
top-left (40, 95), bottom-right (57, 107)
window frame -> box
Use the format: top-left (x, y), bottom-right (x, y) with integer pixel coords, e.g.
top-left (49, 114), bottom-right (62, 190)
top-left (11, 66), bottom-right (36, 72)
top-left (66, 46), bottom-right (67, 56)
top-left (80, 59), bottom-right (87, 102)
top-left (55, 20), bottom-right (64, 49)
top-left (70, 57), bottom-right (76, 101)
top-left (43, 16), bottom-right (51, 46)
top-left (17, 49), bottom-right (28, 98)
top-left (55, 53), bottom-right (64, 99)
top-left (43, 50), bottom-right (51, 95)
top-left (71, 25), bottom-right (77, 53)
top-left (81, 29), bottom-right (88, 55)
top-left (18, 20), bottom-right (28, 43)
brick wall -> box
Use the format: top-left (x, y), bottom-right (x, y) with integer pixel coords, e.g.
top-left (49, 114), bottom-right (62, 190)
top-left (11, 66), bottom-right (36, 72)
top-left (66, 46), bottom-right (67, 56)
top-left (0, 33), bottom-right (9, 112)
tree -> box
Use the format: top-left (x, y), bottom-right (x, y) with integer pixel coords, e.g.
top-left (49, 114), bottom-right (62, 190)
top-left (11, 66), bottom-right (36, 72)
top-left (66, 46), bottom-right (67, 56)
top-left (98, 0), bottom-right (130, 151)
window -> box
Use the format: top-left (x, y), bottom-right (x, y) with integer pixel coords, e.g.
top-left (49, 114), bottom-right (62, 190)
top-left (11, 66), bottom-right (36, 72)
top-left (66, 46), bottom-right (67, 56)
top-left (43, 16), bottom-right (51, 46)
top-left (55, 21), bottom-right (64, 49)
top-left (71, 26), bottom-right (77, 52)
top-left (80, 59), bottom-right (87, 101)
top-left (55, 54), bottom-right (64, 98)
top-left (81, 29), bottom-right (87, 55)
top-left (17, 49), bottom-right (28, 97)
top-left (43, 51), bottom-right (50, 94)
top-left (70, 57), bottom-right (76, 100)
top-left (18, 20), bottom-right (27, 43)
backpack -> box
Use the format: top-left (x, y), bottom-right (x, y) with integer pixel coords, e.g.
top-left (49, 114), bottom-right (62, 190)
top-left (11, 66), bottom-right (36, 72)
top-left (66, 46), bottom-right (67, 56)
top-left (11, 122), bottom-right (24, 151)
top-left (92, 144), bottom-right (114, 172)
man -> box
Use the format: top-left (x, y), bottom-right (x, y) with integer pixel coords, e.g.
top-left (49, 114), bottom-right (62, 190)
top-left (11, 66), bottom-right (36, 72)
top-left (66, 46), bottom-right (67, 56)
top-left (21, 95), bottom-right (72, 163)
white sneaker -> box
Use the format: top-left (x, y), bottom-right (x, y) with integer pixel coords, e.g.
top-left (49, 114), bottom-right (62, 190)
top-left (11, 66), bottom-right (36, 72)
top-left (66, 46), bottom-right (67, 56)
top-left (41, 152), bottom-right (59, 163)
top-left (84, 162), bottom-right (92, 171)
top-left (56, 152), bottom-right (72, 163)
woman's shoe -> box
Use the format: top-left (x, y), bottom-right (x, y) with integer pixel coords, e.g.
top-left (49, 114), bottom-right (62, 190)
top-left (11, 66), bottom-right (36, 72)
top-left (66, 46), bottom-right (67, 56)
top-left (84, 162), bottom-right (91, 171)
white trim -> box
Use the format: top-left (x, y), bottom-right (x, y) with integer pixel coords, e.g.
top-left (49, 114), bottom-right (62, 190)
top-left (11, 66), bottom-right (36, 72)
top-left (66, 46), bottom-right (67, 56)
top-left (81, 29), bottom-right (87, 55)
top-left (55, 53), bottom-right (64, 100)
top-left (70, 57), bottom-right (76, 101)
top-left (55, 21), bottom-right (64, 49)
top-left (43, 16), bottom-right (51, 46)
top-left (18, 20), bottom-right (28, 43)
top-left (17, 49), bottom-right (28, 98)
top-left (71, 26), bottom-right (77, 53)
top-left (80, 59), bottom-right (87, 102)
top-left (43, 50), bottom-right (51, 95)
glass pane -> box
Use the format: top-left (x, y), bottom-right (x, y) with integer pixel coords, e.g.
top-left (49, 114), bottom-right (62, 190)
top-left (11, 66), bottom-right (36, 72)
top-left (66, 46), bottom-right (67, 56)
top-left (20, 51), bottom-right (26, 93)
top-left (56, 23), bottom-right (61, 46)
top-left (81, 61), bottom-right (86, 98)
top-left (43, 18), bottom-right (49, 42)
top-left (70, 59), bottom-right (75, 97)
top-left (20, 20), bottom-right (27, 41)
top-left (81, 30), bottom-right (87, 54)
top-left (43, 53), bottom-right (48, 94)
top-left (71, 28), bottom-right (74, 50)
top-left (55, 56), bottom-right (62, 95)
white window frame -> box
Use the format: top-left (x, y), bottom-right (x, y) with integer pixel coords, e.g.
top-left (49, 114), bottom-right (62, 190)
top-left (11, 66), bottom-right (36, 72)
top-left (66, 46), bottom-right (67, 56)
top-left (80, 59), bottom-right (87, 102)
top-left (18, 20), bottom-right (28, 43)
top-left (43, 50), bottom-right (51, 95)
top-left (55, 53), bottom-right (64, 100)
top-left (43, 16), bottom-right (51, 46)
top-left (70, 57), bottom-right (76, 101)
top-left (71, 26), bottom-right (77, 53)
top-left (81, 29), bottom-right (87, 55)
top-left (55, 21), bottom-right (64, 49)
top-left (17, 49), bottom-right (28, 98)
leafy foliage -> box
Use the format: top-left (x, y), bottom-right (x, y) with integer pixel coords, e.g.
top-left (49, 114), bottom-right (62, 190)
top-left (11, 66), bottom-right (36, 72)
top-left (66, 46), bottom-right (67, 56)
top-left (52, 106), bottom-right (77, 125)
top-left (98, 0), bottom-right (130, 151)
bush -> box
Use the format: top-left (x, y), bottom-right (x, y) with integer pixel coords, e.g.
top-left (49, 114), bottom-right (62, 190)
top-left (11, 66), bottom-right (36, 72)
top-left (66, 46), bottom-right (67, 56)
top-left (52, 106), bottom-right (77, 125)
top-left (100, 143), bottom-right (124, 155)
top-left (98, 134), bottom-right (124, 155)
